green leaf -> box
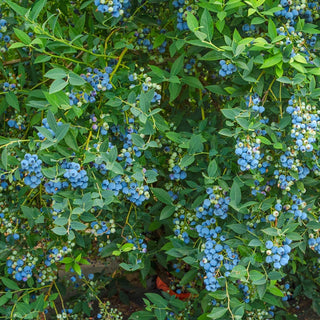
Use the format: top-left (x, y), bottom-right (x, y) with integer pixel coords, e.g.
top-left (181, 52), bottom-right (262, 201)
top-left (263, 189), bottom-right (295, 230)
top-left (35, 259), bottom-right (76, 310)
top-left (169, 82), bottom-right (182, 102)
top-left (47, 110), bottom-right (58, 132)
top-left (261, 53), bottom-right (282, 68)
top-left (219, 128), bottom-right (234, 137)
top-left (227, 224), bottom-right (247, 234)
top-left (1, 277), bottom-right (20, 290)
top-left (208, 159), bottom-right (218, 177)
top-left (6, 92), bottom-right (19, 111)
top-left (268, 285), bottom-right (284, 297)
top-left (106, 161), bottom-right (123, 175)
top-left (56, 124), bottom-right (70, 142)
top-left (45, 68), bottom-right (67, 80)
top-left (69, 72), bottom-right (86, 86)
top-left (267, 19), bottom-right (277, 40)
top-left (189, 134), bottom-right (204, 154)
top-left (262, 228), bottom-right (279, 236)
top-left (249, 270), bottom-right (264, 282)
top-left (145, 293), bottom-right (168, 308)
top-left (257, 136), bottom-right (272, 145)
top-left (180, 154), bottom-right (195, 168)
top-left (30, 0), bottom-right (47, 21)
top-left (54, 217), bottom-right (68, 226)
top-left (209, 291), bottom-right (227, 300)
top-left (52, 226), bottom-right (67, 236)
top-left (1, 147), bottom-right (8, 170)
top-left (49, 79), bottom-right (68, 94)
top-left (34, 55), bottom-right (51, 64)
top-left (13, 28), bottom-right (31, 45)
top-left (155, 308), bottom-right (166, 320)
top-left (131, 134), bottom-right (145, 147)
top-left (230, 180), bottom-right (241, 205)
top-left (36, 126), bottom-right (54, 141)
top-left (129, 311), bottom-right (154, 320)
top-left (0, 293), bottom-right (11, 307)
top-left (186, 12), bottom-right (199, 32)
top-left (257, 283), bottom-right (267, 299)
top-left (200, 9), bottom-right (214, 40)
top-left (182, 76), bottom-right (204, 89)
top-left (160, 205), bottom-right (176, 220)
top-left (180, 269), bottom-right (198, 285)
top-left (8, 42), bottom-right (25, 49)
top-left (60, 257), bottom-right (73, 264)
top-left (151, 188), bottom-right (173, 205)
top-left (221, 108), bottom-right (241, 120)
top-left (73, 263), bottom-right (82, 276)
top-left (70, 221), bottom-right (87, 230)
top-left (171, 55), bottom-right (184, 76)
top-left (6, 1), bottom-right (28, 16)
top-left (208, 307), bottom-right (228, 319)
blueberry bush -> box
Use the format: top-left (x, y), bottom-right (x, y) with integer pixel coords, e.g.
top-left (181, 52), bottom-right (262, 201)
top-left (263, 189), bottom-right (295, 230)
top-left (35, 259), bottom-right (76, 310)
top-left (1, 0), bottom-right (320, 319)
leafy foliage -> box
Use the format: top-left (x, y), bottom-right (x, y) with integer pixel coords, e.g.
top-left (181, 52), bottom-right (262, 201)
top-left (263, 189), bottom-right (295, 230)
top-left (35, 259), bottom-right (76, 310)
top-left (1, 0), bottom-right (320, 319)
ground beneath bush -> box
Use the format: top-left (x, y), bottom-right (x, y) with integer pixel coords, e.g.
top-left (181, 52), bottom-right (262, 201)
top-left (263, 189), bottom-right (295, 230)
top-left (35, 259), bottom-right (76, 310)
top-left (289, 297), bottom-right (320, 320)
top-left (57, 262), bottom-right (320, 319)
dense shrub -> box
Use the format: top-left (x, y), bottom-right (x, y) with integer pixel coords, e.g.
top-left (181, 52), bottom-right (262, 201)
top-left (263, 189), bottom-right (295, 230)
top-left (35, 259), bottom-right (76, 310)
top-left (1, 0), bottom-right (320, 319)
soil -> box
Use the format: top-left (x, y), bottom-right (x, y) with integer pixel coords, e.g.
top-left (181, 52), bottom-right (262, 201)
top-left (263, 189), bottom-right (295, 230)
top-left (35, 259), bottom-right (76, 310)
top-left (290, 297), bottom-right (320, 320)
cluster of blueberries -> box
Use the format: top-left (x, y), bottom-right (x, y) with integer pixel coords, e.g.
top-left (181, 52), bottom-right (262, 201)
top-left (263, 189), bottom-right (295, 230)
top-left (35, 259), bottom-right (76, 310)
top-left (44, 180), bottom-right (69, 194)
top-left (127, 237), bottom-right (148, 253)
top-left (90, 114), bottom-right (108, 136)
top-left (172, 0), bottom-right (194, 31)
top-left (242, 23), bottom-right (256, 34)
top-left (20, 154), bottom-right (43, 188)
top-left (308, 236), bottom-right (320, 254)
top-left (239, 283), bottom-right (250, 303)
top-left (90, 220), bottom-right (116, 236)
top-left (274, 154), bottom-right (310, 188)
top-left (184, 58), bottom-right (196, 75)
top-left (0, 169), bottom-right (21, 191)
top-left (37, 246), bottom-right (72, 285)
top-left (102, 175), bottom-right (150, 206)
top-left (44, 248), bottom-right (64, 267)
top-left (218, 60), bottom-right (237, 77)
top-left (3, 82), bottom-right (17, 91)
top-left (194, 187), bottom-right (239, 292)
top-left (134, 28), bottom-right (168, 53)
top-left (173, 213), bottom-right (192, 244)
top-left (20, 155), bottom-right (89, 193)
top-left (276, 24), bottom-right (317, 58)
top-left (128, 69), bottom-right (162, 103)
top-left (6, 255), bottom-right (36, 282)
top-left (7, 117), bottom-right (25, 130)
top-left (68, 67), bottom-right (113, 106)
top-left (116, 124), bottom-right (143, 167)
top-left (195, 187), bottom-right (230, 220)
top-left (62, 161), bottom-right (89, 189)
top-left (246, 93), bottom-right (265, 114)
top-left (267, 196), bottom-right (308, 222)
top-left (282, 283), bottom-right (293, 302)
top-left (274, 0), bottom-right (319, 23)
top-left (235, 137), bottom-right (261, 172)
top-left (287, 97), bottom-right (318, 153)
top-left (287, 194), bottom-right (308, 220)
top-left (169, 165), bottom-right (187, 181)
top-left (37, 118), bottom-right (63, 140)
top-left (265, 238), bottom-right (292, 269)
top-left (94, 0), bottom-right (130, 18)
top-left (270, 195), bottom-right (308, 222)
top-left (0, 18), bottom-right (10, 51)
top-left (200, 238), bottom-right (240, 292)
